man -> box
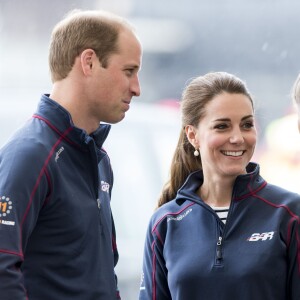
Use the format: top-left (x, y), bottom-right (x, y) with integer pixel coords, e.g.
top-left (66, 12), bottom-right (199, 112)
top-left (0, 9), bottom-right (142, 299)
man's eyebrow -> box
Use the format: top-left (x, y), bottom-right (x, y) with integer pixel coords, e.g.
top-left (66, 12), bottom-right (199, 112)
top-left (124, 63), bottom-right (141, 70)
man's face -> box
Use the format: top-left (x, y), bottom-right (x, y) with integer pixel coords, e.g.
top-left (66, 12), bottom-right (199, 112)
top-left (88, 29), bottom-right (142, 124)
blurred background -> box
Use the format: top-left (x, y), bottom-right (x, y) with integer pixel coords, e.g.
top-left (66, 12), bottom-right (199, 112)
top-left (1, 0), bottom-right (300, 298)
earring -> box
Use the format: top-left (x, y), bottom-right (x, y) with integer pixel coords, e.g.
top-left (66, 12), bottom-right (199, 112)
top-left (194, 149), bottom-right (199, 157)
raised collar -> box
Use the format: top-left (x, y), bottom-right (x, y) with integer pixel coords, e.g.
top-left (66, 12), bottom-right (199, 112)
top-left (176, 162), bottom-right (266, 205)
top-left (33, 94), bottom-right (111, 149)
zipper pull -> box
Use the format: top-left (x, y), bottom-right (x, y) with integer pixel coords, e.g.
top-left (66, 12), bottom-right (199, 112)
top-left (216, 236), bottom-right (223, 260)
top-left (97, 198), bottom-right (101, 209)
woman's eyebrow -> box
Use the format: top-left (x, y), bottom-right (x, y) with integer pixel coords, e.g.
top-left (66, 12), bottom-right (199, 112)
top-left (213, 115), bottom-right (254, 122)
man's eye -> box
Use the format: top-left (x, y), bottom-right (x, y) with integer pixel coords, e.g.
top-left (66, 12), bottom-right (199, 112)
top-left (125, 69), bottom-right (134, 76)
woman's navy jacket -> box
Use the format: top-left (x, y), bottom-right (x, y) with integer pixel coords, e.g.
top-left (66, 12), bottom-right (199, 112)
top-left (140, 163), bottom-right (300, 300)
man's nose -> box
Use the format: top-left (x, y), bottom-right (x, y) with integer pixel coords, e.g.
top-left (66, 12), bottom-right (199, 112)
top-left (131, 76), bottom-right (141, 97)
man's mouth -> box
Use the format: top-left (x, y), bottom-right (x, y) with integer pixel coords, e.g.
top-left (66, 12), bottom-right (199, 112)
top-left (123, 99), bottom-right (131, 105)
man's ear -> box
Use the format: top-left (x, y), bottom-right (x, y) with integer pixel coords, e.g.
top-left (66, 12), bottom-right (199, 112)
top-left (80, 49), bottom-right (95, 76)
top-left (185, 125), bottom-right (199, 148)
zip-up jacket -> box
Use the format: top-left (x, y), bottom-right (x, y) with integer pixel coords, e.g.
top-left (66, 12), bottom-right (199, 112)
top-left (0, 95), bottom-right (120, 299)
top-left (139, 163), bottom-right (300, 300)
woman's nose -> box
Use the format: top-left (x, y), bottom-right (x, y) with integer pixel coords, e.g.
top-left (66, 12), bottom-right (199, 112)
top-left (229, 129), bottom-right (244, 144)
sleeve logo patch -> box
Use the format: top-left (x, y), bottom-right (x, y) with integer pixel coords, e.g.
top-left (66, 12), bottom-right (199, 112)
top-left (0, 196), bottom-right (13, 217)
top-left (0, 195), bottom-right (15, 226)
top-left (101, 181), bottom-right (110, 193)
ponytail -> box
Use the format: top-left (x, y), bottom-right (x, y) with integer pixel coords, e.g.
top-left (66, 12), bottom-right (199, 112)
top-left (157, 130), bottom-right (202, 207)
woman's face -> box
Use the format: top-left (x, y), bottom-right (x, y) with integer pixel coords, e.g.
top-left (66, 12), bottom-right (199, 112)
top-left (187, 92), bottom-right (257, 180)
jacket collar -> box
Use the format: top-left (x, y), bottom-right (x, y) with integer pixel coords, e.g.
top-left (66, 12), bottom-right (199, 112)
top-left (175, 162), bottom-right (266, 205)
top-left (33, 94), bottom-right (111, 149)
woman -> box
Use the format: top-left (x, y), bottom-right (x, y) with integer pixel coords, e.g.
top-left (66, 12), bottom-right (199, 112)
top-left (139, 72), bottom-right (300, 300)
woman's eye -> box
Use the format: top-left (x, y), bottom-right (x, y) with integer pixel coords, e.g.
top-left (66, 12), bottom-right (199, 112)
top-left (215, 124), bottom-right (228, 130)
top-left (243, 122), bottom-right (254, 129)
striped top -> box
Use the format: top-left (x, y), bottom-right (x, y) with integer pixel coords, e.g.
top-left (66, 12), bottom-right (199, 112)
top-left (212, 206), bottom-right (229, 224)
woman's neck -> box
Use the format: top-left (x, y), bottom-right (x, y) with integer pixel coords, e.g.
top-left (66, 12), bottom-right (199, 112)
top-left (198, 177), bottom-right (235, 207)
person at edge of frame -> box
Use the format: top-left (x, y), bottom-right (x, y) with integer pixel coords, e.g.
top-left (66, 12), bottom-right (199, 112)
top-left (0, 9), bottom-right (142, 300)
top-left (139, 71), bottom-right (300, 300)
top-left (292, 73), bottom-right (300, 132)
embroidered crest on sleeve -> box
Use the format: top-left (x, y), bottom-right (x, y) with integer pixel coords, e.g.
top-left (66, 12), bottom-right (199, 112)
top-left (0, 195), bottom-right (15, 226)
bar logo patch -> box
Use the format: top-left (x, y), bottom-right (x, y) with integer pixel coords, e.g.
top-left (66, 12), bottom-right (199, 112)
top-left (247, 231), bottom-right (275, 241)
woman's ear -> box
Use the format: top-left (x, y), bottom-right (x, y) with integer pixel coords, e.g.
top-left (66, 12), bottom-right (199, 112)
top-left (80, 49), bottom-right (95, 76)
top-left (185, 125), bottom-right (199, 148)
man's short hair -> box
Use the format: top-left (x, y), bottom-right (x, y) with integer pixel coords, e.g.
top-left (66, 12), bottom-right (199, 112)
top-left (49, 10), bottom-right (134, 82)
